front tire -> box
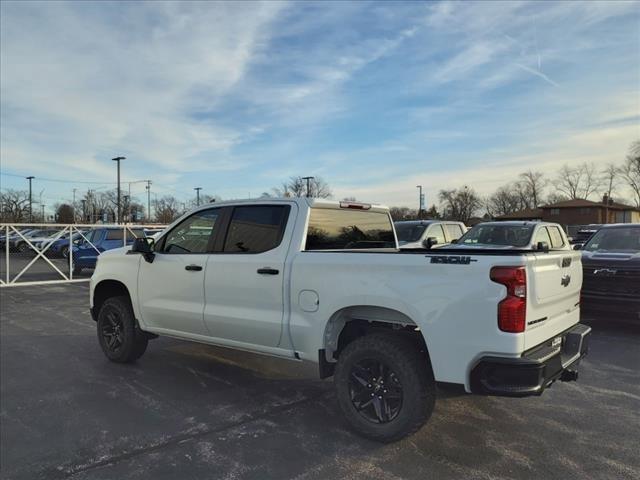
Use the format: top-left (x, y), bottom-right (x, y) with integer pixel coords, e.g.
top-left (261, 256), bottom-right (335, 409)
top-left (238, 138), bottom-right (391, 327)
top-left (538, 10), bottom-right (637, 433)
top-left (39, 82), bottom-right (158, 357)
top-left (334, 333), bottom-right (436, 442)
top-left (97, 296), bottom-right (148, 363)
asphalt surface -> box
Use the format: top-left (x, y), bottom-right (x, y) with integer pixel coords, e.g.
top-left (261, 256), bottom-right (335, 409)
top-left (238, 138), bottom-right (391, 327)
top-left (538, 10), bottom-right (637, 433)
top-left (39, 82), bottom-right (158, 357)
top-left (1, 284), bottom-right (639, 480)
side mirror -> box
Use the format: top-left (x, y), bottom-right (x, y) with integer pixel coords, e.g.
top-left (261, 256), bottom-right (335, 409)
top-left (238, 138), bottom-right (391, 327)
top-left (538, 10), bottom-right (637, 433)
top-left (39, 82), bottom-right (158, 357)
top-left (131, 237), bottom-right (155, 263)
top-left (423, 237), bottom-right (438, 249)
top-left (450, 238), bottom-right (459, 244)
top-left (536, 241), bottom-right (549, 252)
top-left (573, 243), bottom-right (583, 250)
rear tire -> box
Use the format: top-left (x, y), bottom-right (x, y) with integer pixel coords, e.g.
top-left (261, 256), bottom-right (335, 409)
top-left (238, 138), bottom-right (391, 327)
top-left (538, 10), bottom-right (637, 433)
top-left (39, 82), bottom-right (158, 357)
top-left (97, 296), bottom-right (148, 363)
top-left (334, 333), bottom-right (435, 442)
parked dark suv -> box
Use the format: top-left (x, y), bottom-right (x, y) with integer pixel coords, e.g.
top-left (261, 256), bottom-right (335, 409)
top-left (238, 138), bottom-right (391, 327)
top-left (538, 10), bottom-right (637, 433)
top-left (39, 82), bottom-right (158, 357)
top-left (579, 224), bottom-right (640, 318)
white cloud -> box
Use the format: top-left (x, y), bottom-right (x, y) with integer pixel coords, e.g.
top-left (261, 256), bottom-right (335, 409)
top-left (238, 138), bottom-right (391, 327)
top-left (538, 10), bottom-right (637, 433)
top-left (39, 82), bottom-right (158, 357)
top-left (0, 1), bottom-right (286, 175)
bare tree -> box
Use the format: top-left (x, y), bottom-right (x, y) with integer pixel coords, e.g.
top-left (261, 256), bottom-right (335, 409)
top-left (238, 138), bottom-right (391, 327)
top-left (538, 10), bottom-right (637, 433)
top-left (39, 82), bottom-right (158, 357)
top-left (389, 206), bottom-right (418, 221)
top-left (602, 163), bottom-right (619, 200)
top-left (554, 163), bottom-right (603, 200)
top-left (438, 186), bottom-right (482, 224)
top-left (273, 176), bottom-right (332, 198)
top-left (518, 170), bottom-right (546, 208)
top-left (0, 189), bottom-right (31, 222)
top-left (154, 195), bottom-right (181, 223)
top-left (619, 140), bottom-right (640, 207)
top-left (486, 184), bottom-right (524, 217)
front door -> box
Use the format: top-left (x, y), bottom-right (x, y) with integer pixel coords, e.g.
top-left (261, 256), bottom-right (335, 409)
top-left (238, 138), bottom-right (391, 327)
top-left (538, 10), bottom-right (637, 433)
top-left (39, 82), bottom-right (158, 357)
top-left (203, 204), bottom-right (294, 348)
top-left (137, 208), bottom-right (220, 336)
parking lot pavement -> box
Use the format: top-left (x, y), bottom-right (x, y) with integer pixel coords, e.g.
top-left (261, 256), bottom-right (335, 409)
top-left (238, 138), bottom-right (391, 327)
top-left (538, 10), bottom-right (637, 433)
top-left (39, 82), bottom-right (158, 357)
top-left (1, 285), bottom-right (639, 480)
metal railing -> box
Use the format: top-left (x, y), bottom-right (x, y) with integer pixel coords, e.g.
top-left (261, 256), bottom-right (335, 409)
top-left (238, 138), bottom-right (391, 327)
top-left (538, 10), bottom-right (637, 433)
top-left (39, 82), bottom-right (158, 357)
top-left (0, 223), bottom-right (166, 287)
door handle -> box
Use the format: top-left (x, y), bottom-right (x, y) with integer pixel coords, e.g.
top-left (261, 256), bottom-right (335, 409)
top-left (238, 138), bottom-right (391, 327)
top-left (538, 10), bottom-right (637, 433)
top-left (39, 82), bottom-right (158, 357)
top-left (185, 264), bottom-right (203, 271)
top-left (257, 267), bottom-right (279, 275)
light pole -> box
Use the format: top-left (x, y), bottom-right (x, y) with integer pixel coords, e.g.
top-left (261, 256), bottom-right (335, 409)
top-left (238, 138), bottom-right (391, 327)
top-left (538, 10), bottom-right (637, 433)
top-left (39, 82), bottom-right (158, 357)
top-left (194, 187), bottom-right (202, 206)
top-left (81, 199), bottom-right (86, 222)
top-left (112, 156), bottom-right (125, 224)
top-left (72, 188), bottom-right (77, 223)
top-left (145, 180), bottom-right (152, 222)
top-left (26, 176), bottom-right (34, 222)
top-left (123, 194), bottom-right (130, 223)
top-left (416, 185), bottom-right (424, 220)
top-left (41, 204), bottom-right (46, 222)
top-left (302, 176), bottom-right (314, 197)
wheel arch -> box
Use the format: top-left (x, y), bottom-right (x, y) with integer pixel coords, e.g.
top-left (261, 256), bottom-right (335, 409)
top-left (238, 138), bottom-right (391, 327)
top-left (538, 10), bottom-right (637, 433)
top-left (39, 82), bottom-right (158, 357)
top-left (92, 279), bottom-right (133, 322)
top-left (319, 305), bottom-right (430, 379)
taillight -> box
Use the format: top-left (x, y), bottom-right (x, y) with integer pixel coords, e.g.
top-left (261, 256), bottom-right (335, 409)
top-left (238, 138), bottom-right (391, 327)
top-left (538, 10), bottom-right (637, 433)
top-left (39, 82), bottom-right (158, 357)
top-left (490, 266), bottom-right (526, 333)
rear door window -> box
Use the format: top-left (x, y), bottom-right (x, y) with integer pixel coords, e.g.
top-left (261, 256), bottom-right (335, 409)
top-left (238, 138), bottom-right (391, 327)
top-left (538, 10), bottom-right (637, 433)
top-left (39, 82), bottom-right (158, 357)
top-left (224, 205), bottom-right (290, 253)
top-left (305, 208), bottom-right (395, 250)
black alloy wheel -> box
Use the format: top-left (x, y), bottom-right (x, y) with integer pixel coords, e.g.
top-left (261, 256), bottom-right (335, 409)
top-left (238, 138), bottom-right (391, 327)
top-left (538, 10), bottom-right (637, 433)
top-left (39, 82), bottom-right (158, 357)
top-left (100, 309), bottom-right (125, 354)
top-left (334, 333), bottom-right (436, 442)
top-left (349, 359), bottom-right (403, 424)
top-left (96, 296), bottom-right (148, 363)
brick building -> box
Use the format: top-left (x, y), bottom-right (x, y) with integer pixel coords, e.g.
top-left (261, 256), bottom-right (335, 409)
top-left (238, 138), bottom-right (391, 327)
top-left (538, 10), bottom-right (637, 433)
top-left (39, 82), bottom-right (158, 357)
top-left (496, 196), bottom-right (640, 227)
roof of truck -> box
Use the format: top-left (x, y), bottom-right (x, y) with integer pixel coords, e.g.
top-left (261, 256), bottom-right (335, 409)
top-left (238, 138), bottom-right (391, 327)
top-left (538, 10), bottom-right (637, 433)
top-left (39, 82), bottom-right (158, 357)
top-left (189, 197), bottom-right (390, 214)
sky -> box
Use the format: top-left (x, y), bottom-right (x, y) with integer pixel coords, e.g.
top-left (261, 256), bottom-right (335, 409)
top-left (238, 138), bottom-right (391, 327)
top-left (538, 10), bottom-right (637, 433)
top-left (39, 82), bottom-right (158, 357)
top-left (1, 0), bottom-right (639, 213)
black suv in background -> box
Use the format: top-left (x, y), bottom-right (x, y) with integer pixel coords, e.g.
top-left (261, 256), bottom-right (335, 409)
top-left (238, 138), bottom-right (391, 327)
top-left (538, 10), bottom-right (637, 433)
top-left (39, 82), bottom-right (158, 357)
top-left (579, 224), bottom-right (640, 319)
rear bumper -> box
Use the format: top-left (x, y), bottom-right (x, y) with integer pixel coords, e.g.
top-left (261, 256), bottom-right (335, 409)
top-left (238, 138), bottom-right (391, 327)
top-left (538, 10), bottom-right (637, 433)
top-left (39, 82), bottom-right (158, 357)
top-left (470, 323), bottom-right (591, 397)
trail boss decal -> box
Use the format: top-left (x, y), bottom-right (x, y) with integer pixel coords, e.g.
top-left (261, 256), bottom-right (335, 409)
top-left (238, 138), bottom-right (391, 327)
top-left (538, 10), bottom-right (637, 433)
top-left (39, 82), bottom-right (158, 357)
top-left (429, 255), bottom-right (478, 265)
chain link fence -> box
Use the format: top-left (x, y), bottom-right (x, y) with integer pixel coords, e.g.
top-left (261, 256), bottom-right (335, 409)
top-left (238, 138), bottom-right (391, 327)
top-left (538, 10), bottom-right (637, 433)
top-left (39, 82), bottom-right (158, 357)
top-left (0, 223), bottom-right (166, 287)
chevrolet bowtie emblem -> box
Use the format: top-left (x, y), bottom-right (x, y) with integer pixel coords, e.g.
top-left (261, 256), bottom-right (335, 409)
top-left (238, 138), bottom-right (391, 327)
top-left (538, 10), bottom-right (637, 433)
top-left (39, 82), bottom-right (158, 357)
top-left (593, 268), bottom-right (617, 276)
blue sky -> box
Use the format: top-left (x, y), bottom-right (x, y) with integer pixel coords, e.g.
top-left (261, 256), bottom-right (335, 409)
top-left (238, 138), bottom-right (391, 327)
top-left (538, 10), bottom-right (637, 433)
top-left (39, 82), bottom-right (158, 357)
top-left (1, 0), bottom-right (639, 211)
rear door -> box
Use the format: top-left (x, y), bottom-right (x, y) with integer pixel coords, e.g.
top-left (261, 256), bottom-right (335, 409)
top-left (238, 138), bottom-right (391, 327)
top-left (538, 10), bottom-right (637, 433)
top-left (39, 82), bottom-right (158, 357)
top-left (203, 203), bottom-right (294, 348)
top-left (527, 226), bottom-right (582, 348)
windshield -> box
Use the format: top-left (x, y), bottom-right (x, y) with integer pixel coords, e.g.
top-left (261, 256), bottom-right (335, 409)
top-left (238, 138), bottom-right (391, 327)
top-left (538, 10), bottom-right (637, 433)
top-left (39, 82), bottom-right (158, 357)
top-left (584, 227), bottom-right (640, 252)
top-left (394, 223), bottom-right (427, 244)
top-left (457, 224), bottom-right (535, 247)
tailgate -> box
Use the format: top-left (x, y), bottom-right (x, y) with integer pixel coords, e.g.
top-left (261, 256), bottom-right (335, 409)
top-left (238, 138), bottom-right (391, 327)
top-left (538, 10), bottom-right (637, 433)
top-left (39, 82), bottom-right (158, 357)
top-left (525, 251), bottom-right (582, 349)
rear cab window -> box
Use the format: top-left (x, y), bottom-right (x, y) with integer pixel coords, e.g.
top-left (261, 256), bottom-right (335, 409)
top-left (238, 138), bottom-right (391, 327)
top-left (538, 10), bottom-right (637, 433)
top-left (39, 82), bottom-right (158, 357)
top-left (305, 207), bottom-right (395, 250)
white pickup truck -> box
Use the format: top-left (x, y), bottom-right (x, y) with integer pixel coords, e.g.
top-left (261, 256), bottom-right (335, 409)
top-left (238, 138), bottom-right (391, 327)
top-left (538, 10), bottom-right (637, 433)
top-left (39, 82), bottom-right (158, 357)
top-left (90, 199), bottom-right (591, 441)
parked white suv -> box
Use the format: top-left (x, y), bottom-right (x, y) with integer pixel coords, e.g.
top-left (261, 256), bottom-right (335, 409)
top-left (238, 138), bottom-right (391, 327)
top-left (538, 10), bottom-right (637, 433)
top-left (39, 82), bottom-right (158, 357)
top-left (90, 199), bottom-right (591, 441)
